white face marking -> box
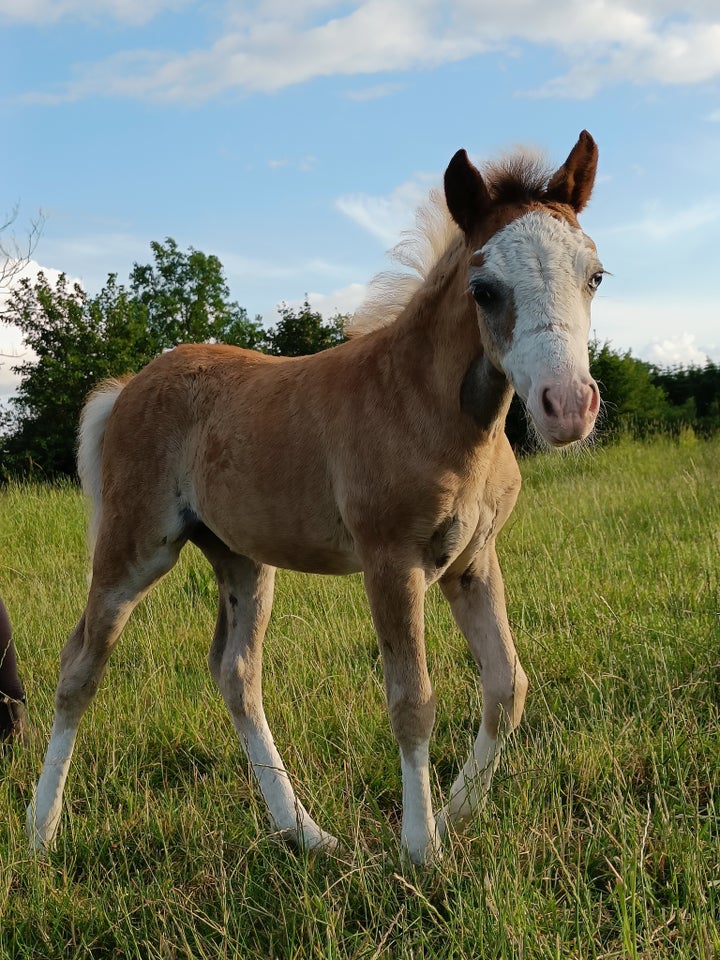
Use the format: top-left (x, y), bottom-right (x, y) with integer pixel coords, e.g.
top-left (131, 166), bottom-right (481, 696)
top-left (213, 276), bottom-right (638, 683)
top-left (470, 210), bottom-right (603, 445)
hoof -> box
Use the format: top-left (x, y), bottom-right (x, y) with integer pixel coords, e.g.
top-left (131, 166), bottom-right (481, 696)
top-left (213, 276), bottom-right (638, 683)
top-left (401, 830), bottom-right (444, 867)
top-left (26, 816), bottom-right (52, 853)
top-left (26, 800), bottom-right (60, 854)
top-left (271, 822), bottom-right (339, 855)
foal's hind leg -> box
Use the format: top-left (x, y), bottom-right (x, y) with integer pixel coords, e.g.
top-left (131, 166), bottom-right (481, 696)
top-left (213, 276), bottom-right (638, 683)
top-left (436, 543), bottom-right (529, 837)
top-left (27, 539), bottom-right (182, 851)
top-left (201, 540), bottom-right (337, 852)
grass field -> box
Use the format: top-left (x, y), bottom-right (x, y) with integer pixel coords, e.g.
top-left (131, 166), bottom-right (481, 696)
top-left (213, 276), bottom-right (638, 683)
top-left (1, 436), bottom-right (718, 959)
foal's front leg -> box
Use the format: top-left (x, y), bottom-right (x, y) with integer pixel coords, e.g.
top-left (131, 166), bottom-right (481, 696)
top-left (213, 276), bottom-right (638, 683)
top-left (205, 551), bottom-right (338, 853)
top-left (437, 543), bottom-right (529, 837)
top-left (364, 563), bottom-right (440, 864)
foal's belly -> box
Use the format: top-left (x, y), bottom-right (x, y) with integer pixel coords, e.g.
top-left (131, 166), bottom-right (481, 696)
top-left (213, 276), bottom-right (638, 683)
top-left (244, 540), bottom-right (364, 576)
top-left (196, 496), bottom-right (364, 576)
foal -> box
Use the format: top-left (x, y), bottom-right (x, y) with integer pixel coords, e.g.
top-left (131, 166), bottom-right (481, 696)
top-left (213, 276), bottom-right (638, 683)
top-left (28, 132), bottom-right (603, 864)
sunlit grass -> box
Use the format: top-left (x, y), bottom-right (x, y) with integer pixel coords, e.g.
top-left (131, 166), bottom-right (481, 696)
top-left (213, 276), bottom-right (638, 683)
top-left (1, 436), bottom-right (718, 958)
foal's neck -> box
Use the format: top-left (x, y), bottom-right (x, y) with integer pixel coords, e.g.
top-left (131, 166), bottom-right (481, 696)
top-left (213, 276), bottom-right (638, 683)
top-left (390, 242), bottom-right (513, 443)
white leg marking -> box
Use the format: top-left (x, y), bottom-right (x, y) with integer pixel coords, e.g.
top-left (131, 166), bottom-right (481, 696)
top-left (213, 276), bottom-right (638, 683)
top-left (436, 726), bottom-right (499, 838)
top-left (26, 723), bottom-right (78, 851)
top-left (400, 743), bottom-right (441, 865)
top-left (239, 715), bottom-right (338, 852)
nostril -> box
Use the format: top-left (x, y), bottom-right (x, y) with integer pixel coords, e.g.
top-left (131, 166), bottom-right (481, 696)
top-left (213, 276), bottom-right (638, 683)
top-left (541, 387), bottom-right (557, 418)
top-left (588, 381), bottom-right (600, 416)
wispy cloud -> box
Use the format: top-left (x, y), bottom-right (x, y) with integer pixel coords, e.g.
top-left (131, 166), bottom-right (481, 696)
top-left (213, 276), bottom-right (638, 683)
top-left (336, 175), bottom-right (435, 246)
top-left (0, 0), bottom-right (190, 25)
top-left (607, 196), bottom-right (720, 242)
top-left (14, 2), bottom-right (720, 105)
top-left (267, 155), bottom-right (318, 172)
top-left (345, 82), bottom-right (406, 102)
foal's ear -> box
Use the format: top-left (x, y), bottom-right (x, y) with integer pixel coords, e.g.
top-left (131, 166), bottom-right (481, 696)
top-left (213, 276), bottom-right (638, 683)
top-left (544, 130), bottom-right (598, 213)
top-left (444, 149), bottom-right (493, 236)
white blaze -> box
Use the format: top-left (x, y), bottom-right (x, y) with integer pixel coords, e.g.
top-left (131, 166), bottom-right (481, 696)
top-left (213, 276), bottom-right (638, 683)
top-left (473, 210), bottom-right (602, 444)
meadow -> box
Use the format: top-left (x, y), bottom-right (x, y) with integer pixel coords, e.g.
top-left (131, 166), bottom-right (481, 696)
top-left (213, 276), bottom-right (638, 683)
top-left (0, 436), bottom-right (718, 959)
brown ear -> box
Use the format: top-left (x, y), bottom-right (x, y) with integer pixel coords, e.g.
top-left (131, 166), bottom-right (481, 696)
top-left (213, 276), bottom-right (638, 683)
top-left (545, 130), bottom-right (598, 213)
top-left (444, 148), bottom-right (493, 236)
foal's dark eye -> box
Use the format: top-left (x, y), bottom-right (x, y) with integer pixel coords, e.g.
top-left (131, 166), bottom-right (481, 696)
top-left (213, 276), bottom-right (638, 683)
top-left (589, 271), bottom-right (604, 291)
top-left (471, 282), bottom-right (499, 307)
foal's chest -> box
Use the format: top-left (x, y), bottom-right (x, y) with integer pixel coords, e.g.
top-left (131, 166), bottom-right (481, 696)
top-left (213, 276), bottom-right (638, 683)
top-left (424, 447), bottom-right (521, 583)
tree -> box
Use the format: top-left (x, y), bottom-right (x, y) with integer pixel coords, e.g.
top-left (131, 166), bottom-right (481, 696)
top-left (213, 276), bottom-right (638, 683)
top-left (262, 299), bottom-right (346, 356)
top-left (588, 339), bottom-right (670, 435)
top-left (130, 238), bottom-right (264, 352)
top-left (0, 239), bottom-right (264, 478)
top-left (651, 360), bottom-right (720, 435)
top-left (0, 272), bottom-right (148, 476)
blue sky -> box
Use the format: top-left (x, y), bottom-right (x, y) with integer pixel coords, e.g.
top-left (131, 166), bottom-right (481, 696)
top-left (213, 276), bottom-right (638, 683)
top-left (1, 1), bottom-right (719, 399)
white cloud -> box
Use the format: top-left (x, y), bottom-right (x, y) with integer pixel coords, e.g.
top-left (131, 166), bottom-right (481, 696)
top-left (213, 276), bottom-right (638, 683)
top-left (535, 19), bottom-right (720, 98)
top-left (592, 295), bottom-right (719, 366)
top-left (301, 283), bottom-right (367, 317)
top-left (18, 2), bottom-right (720, 103)
top-left (0, 0), bottom-right (189, 24)
top-left (645, 333), bottom-right (710, 368)
top-left (0, 257), bottom-right (84, 318)
top-left (336, 175), bottom-right (435, 246)
top-left (0, 321), bottom-right (28, 397)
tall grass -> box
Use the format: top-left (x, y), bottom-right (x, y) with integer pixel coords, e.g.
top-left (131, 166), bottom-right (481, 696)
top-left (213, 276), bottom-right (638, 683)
top-left (1, 436), bottom-right (718, 958)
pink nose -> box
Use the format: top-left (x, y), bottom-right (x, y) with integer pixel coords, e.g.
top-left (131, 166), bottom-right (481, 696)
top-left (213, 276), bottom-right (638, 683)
top-left (538, 379), bottom-right (600, 445)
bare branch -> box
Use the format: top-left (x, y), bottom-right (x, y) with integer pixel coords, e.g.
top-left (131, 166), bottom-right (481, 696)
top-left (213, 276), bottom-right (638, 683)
top-left (0, 205), bottom-right (46, 291)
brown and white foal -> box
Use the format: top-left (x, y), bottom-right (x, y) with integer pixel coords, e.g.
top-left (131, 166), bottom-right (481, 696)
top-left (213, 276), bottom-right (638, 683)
top-left (28, 132), bottom-right (603, 864)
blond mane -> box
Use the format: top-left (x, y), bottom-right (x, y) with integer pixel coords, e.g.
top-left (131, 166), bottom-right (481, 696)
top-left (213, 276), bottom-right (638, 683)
top-left (346, 147), bottom-right (552, 338)
top-left (346, 187), bottom-right (459, 338)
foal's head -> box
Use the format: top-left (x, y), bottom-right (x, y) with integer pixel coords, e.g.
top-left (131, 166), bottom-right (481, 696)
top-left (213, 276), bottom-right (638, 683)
top-left (445, 131), bottom-right (602, 447)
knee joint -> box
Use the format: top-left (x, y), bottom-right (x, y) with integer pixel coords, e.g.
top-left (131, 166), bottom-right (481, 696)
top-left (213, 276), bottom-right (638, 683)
top-left (484, 661), bottom-right (528, 734)
top-left (388, 689), bottom-right (436, 747)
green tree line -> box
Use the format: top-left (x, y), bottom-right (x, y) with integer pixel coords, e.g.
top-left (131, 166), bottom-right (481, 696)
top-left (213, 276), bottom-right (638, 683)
top-left (1, 237), bottom-right (718, 478)
top-left (0, 239), bottom-right (345, 477)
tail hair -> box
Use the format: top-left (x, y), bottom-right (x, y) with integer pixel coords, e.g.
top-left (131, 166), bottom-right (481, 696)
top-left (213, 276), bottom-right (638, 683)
top-left (77, 378), bottom-right (130, 553)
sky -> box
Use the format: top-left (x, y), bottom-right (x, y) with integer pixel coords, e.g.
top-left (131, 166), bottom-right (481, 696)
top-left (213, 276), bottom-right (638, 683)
top-left (1, 1), bottom-right (719, 401)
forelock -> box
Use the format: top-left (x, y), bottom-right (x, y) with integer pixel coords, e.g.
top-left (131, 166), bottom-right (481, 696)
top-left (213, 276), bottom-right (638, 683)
top-left (482, 150), bottom-right (554, 206)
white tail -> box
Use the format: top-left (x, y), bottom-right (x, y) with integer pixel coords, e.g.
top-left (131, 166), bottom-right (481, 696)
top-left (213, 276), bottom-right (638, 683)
top-left (77, 379), bottom-right (128, 553)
